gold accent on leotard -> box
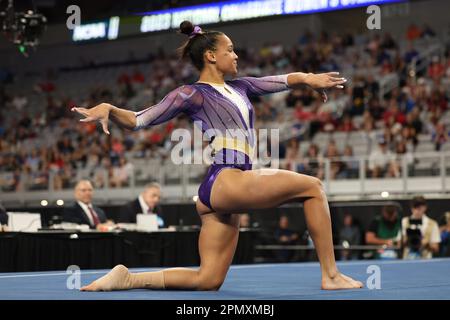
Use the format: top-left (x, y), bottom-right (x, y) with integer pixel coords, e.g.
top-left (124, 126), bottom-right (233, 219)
top-left (196, 81), bottom-right (232, 94)
top-left (211, 137), bottom-right (254, 158)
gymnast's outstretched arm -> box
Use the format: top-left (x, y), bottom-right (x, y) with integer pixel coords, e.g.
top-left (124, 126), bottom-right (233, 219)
top-left (71, 85), bottom-right (200, 134)
top-left (233, 72), bottom-right (347, 103)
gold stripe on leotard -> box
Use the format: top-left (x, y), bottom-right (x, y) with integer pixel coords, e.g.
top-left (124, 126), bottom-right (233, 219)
top-left (211, 137), bottom-right (254, 159)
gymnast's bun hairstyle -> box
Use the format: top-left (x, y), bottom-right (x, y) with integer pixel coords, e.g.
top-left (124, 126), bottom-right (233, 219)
top-left (179, 20), bottom-right (196, 36)
top-left (177, 20), bottom-right (223, 71)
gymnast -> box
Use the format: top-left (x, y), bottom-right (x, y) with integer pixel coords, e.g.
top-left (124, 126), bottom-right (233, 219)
top-left (73, 21), bottom-right (363, 291)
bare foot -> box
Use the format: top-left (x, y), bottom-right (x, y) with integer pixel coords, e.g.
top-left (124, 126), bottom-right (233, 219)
top-left (321, 272), bottom-right (364, 290)
top-left (80, 264), bottom-right (133, 291)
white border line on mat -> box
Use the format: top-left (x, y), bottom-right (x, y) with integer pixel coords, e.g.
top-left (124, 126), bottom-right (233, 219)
top-left (1, 258), bottom-right (449, 278)
top-left (231, 258), bottom-right (450, 269)
top-left (0, 269), bottom-right (149, 279)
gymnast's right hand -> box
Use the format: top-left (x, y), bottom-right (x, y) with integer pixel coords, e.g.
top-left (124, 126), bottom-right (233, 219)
top-left (71, 103), bottom-right (112, 135)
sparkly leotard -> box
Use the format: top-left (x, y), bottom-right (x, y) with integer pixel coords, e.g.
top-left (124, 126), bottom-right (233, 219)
top-left (135, 75), bottom-right (290, 210)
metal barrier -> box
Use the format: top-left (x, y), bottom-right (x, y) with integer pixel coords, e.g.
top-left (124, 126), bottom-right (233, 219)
top-left (1, 151), bottom-right (450, 206)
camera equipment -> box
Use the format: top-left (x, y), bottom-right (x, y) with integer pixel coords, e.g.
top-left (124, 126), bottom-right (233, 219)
top-left (0, 0), bottom-right (47, 55)
top-left (406, 218), bottom-right (423, 252)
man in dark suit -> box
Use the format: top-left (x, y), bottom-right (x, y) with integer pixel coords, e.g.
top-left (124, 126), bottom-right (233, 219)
top-left (63, 179), bottom-right (110, 230)
top-left (118, 182), bottom-right (164, 227)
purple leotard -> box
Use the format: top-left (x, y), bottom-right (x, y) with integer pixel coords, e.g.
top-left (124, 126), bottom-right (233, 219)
top-left (135, 75), bottom-right (290, 210)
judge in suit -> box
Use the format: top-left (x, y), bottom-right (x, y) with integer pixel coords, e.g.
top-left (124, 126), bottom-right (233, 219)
top-left (63, 179), bottom-right (111, 230)
top-left (118, 182), bottom-right (164, 227)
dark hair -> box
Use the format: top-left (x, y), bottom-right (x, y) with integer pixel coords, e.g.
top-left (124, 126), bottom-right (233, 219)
top-left (411, 195), bottom-right (426, 208)
top-left (383, 205), bottom-right (398, 215)
top-left (177, 20), bottom-right (224, 71)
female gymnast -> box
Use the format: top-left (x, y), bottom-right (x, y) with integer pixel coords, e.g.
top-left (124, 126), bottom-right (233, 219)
top-left (73, 21), bottom-right (363, 291)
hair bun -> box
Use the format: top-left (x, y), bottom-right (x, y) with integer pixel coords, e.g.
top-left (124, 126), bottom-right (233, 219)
top-left (179, 21), bottom-right (195, 36)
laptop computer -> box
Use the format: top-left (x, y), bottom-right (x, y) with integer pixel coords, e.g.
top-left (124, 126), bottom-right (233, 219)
top-left (7, 212), bottom-right (42, 232)
top-left (136, 214), bottom-right (158, 232)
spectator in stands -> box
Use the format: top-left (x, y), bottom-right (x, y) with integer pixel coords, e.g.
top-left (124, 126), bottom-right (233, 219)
top-left (118, 182), bottom-right (164, 227)
top-left (350, 75), bottom-right (366, 116)
top-left (402, 196), bottom-right (440, 259)
top-left (406, 24), bottom-right (421, 42)
top-left (286, 89), bottom-right (304, 107)
top-left (339, 145), bottom-right (359, 179)
top-left (362, 112), bottom-right (377, 144)
top-left (293, 101), bottom-right (313, 122)
top-left (391, 139), bottom-right (414, 178)
top-left (57, 136), bottom-right (75, 155)
top-left (365, 205), bottom-right (402, 259)
top-left (132, 69), bottom-right (145, 84)
top-left (381, 32), bottom-right (397, 50)
top-left (274, 215), bottom-right (299, 262)
top-left (403, 43), bottom-right (419, 64)
top-left (304, 143), bottom-right (324, 179)
top-left (338, 114), bottom-right (355, 132)
top-left (35, 79), bottom-right (55, 93)
top-left (432, 123), bottom-right (448, 151)
top-left (428, 56), bottom-right (445, 80)
top-left (56, 163), bottom-right (75, 190)
top-left (258, 101), bottom-right (278, 122)
top-left (366, 34), bottom-right (381, 55)
top-left (324, 139), bottom-right (342, 179)
top-left (421, 24), bottom-right (436, 38)
top-left (405, 107), bottom-right (422, 137)
top-left (117, 72), bottom-right (131, 85)
top-left (283, 138), bottom-right (304, 172)
top-left (368, 138), bottom-right (396, 178)
top-left (93, 157), bottom-right (113, 188)
top-left (383, 99), bottom-right (406, 126)
top-left (380, 58), bottom-right (394, 75)
top-left (399, 125), bottom-right (416, 150)
top-left (110, 156), bottom-right (134, 188)
top-left (339, 213), bottom-right (361, 260)
top-left (365, 75), bottom-right (380, 100)
top-left (63, 179), bottom-right (113, 230)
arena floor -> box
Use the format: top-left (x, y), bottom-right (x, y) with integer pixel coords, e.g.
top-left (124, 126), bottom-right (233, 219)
top-left (1, 258), bottom-right (449, 300)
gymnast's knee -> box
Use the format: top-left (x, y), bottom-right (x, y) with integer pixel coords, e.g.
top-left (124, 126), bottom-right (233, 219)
top-left (308, 177), bottom-right (326, 198)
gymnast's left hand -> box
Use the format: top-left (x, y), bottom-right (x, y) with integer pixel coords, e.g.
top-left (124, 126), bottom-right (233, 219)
top-left (305, 72), bottom-right (347, 103)
top-left (71, 103), bottom-right (112, 135)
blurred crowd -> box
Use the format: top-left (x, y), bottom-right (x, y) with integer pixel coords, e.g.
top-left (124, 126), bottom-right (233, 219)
top-left (0, 24), bottom-right (449, 192)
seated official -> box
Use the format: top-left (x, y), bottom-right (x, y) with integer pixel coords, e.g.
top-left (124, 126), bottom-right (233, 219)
top-left (63, 180), bottom-right (113, 230)
top-left (118, 182), bottom-right (164, 228)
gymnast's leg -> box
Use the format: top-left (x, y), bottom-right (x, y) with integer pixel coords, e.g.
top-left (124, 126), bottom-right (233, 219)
top-left (209, 168), bottom-right (363, 290)
top-left (80, 210), bottom-right (239, 291)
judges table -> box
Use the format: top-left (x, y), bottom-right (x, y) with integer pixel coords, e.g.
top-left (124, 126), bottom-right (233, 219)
top-left (0, 229), bottom-right (257, 272)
